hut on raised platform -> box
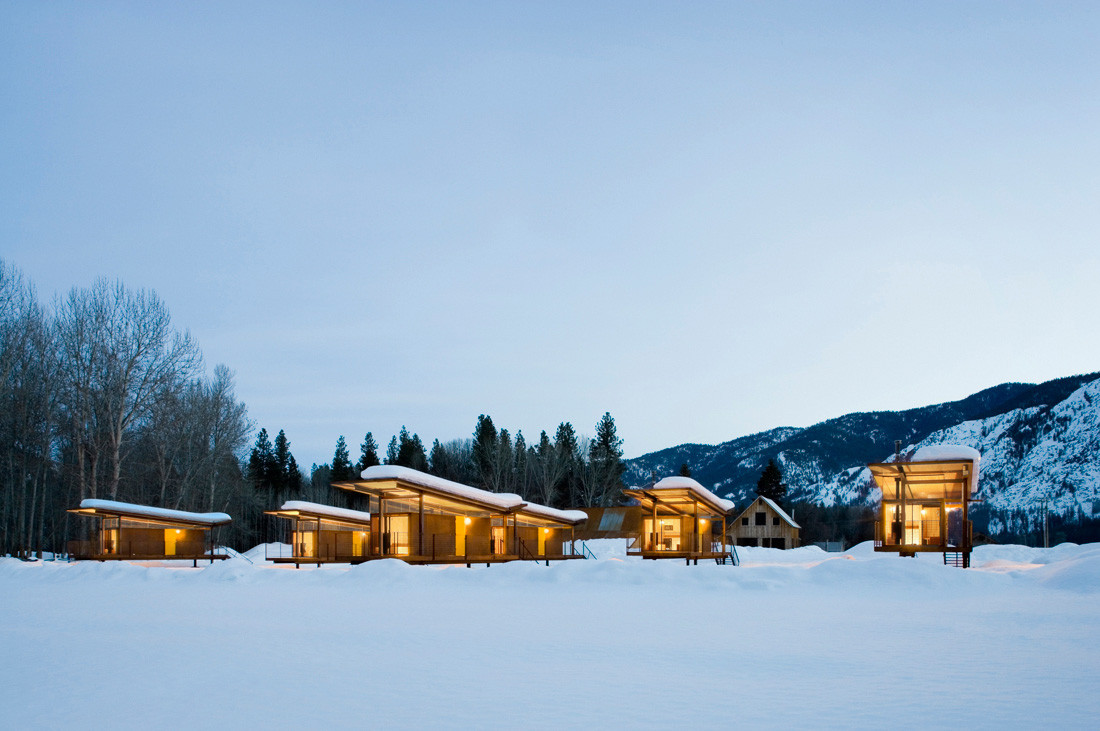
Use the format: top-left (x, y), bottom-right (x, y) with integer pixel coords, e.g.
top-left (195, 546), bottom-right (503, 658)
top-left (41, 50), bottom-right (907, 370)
top-left (621, 477), bottom-right (734, 564)
top-left (264, 501), bottom-right (372, 566)
top-left (67, 499), bottom-right (231, 565)
top-left (728, 496), bottom-right (801, 549)
top-left (329, 466), bottom-right (588, 565)
top-left (869, 444), bottom-right (980, 567)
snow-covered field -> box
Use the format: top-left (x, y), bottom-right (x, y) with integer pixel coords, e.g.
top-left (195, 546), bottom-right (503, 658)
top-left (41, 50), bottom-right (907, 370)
top-left (3, 541), bottom-right (1099, 729)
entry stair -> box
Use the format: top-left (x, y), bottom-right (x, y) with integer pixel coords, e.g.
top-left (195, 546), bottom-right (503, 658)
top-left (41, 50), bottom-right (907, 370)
top-left (715, 546), bottom-right (740, 566)
top-left (943, 551), bottom-right (969, 568)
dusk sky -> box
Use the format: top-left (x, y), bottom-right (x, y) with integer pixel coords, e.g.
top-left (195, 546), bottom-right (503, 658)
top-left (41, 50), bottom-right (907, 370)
top-left (4, 2), bottom-right (1099, 469)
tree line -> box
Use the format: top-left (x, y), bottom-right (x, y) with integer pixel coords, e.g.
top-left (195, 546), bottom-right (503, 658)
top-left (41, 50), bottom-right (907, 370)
top-left (0, 260), bottom-right (256, 556)
top-left (276, 411), bottom-right (627, 513)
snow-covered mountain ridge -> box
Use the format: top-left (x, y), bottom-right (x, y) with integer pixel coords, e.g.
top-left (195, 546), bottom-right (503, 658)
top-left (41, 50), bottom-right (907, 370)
top-left (625, 372), bottom-right (1100, 524)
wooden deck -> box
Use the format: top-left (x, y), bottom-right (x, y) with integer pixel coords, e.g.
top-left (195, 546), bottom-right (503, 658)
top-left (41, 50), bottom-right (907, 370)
top-left (270, 553), bottom-right (586, 567)
top-left (629, 549), bottom-right (734, 564)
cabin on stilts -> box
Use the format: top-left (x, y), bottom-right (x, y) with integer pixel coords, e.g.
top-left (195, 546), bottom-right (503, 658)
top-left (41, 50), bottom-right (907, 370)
top-left (621, 476), bottom-right (735, 564)
top-left (263, 501), bottom-right (373, 567)
top-left (67, 499), bottom-right (231, 565)
top-left (728, 496), bottom-right (801, 549)
top-left (317, 465), bottom-right (588, 566)
top-left (869, 444), bottom-right (981, 568)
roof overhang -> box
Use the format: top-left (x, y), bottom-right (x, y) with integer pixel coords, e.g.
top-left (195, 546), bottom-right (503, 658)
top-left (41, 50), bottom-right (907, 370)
top-left (333, 478), bottom-right (523, 515)
top-left (622, 487), bottom-right (731, 517)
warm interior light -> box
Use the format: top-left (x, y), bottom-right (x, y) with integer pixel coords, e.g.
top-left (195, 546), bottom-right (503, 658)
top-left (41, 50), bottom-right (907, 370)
top-left (464, 517), bottom-right (472, 526)
top-left (175, 529), bottom-right (181, 534)
top-left (700, 519), bottom-right (708, 526)
top-left (544, 528), bottom-right (550, 535)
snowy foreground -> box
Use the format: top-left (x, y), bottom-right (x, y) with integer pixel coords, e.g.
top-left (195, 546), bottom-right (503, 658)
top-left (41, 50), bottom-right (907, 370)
top-left (3, 542), bottom-right (1100, 729)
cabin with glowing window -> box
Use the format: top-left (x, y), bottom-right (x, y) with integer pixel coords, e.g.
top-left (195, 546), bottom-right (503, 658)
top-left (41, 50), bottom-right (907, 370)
top-left (621, 476), bottom-right (735, 564)
top-left (67, 499), bottom-right (231, 565)
top-left (869, 445), bottom-right (980, 567)
top-left (264, 501), bottom-right (372, 566)
top-left (728, 496), bottom-right (801, 548)
top-left (325, 465), bottom-right (588, 565)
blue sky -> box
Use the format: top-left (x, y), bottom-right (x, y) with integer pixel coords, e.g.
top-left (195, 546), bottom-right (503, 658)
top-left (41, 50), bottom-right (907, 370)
top-left (3, 2), bottom-right (1099, 467)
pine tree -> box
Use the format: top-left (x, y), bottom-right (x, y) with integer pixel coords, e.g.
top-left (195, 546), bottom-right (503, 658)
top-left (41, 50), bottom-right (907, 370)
top-left (473, 414), bottom-right (499, 491)
top-left (357, 432), bottom-right (380, 472)
top-left (331, 435), bottom-right (352, 481)
top-left (553, 422), bottom-right (579, 507)
top-left (679, 463), bottom-right (692, 477)
top-left (513, 430), bottom-right (529, 499)
top-left (429, 438), bottom-right (449, 477)
top-left (755, 458), bottom-right (787, 505)
top-left (587, 412), bottom-right (625, 506)
top-left (397, 430), bottom-right (428, 472)
top-left (286, 454), bottom-right (302, 492)
top-left (385, 435), bottom-right (399, 464)
top-left (248, 428), bottom-right (275, 490)
top-left (530, 430), bottom-right (558, 506)
top-left (273, 430), bottom-right (292, 495)
top-left (497, 428), bottom-right (514, 493)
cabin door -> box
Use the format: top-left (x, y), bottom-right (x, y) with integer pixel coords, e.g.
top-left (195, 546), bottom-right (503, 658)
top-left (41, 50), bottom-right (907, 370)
top-left (492, 526), bottom-right (506, 555)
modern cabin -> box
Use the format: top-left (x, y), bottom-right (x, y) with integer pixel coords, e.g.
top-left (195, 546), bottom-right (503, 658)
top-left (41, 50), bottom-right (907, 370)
top-left (729, 496), bottom-right (801, 548)
top-left (327, 465), bottom-right (588, 565)
top-left (264, 501), bottom-right (373, 566)
top-left (67, 499), bottom-right (231, 565)
top-left (869, 444), bottom-right (980, 567)
top-left (621, 476), bottom-right (734, 564)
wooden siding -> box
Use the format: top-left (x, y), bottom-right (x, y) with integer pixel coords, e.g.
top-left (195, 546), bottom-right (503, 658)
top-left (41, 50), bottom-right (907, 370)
top-left (728, 498), bottom-right (800, 549)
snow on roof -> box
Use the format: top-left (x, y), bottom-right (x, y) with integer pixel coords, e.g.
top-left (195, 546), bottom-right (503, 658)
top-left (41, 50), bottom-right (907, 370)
top-left (757, 496), bottom-right (801, 529)
top-left (362, 465), bottom-right (523, 511)
top-left (280, 501), bottom-right (371, 524)
top-left (360, 465), bottom-right (584, 524)
top-left (910, 444), bottom-right (981, 496)
top-left (79, 499), bottom-right (231, 526)
top-left (519, 503), bottom-right (588, 525)
top-left (651, 476), bottom-right (736, 513)
top-left (911, 444), bottom-right (981, 464)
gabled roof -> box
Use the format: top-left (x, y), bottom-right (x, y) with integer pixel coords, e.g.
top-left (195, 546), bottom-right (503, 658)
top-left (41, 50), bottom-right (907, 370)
top-left (734, 496), bottom-right (800, 529)
top-left (623, 476), bottom-right (735, 516)
top-left (334, 466), bottom-right (586, 525)
top-left (71, 499), bottom-right (232, 527)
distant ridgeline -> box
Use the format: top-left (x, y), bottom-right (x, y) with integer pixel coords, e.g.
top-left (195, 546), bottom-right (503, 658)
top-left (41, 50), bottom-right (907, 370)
top-left (624, 372), bottom-right (1100, 538)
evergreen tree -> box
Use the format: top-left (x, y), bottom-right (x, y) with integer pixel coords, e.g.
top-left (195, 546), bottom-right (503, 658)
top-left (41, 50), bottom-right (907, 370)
top-left (497, 428), bottom-right (514, 493)
top-left (331, 435), bottom-right (352, 481)
top-left (472, 414), bottom-right (499, 491)
top-left (273, 430), bottom-right (292, 494)
top-left (429, 438), bottom-right (449, 477)
top-left (553, 421), bottom-right (579, 507)
top-left (396, 429), bottom-right (429, 472)
top-left (248, 428), bottom-right (275, 490)
top-left (587, 412), bottom-right (625, 506)
top-left (286, 454), bottom-right (302, 493)
top-left (357, 432), bottom-right (380, 472)
top-left (529, 430), bottom-right (558, 506)
top-left (756, 458), bottom-right (787, 505)
top-left (385, 435), bottom-right (399, 464)
top-left (513, 430), bottom-right (530, 499)
top-left (679, 463), bottom-right (692, 477)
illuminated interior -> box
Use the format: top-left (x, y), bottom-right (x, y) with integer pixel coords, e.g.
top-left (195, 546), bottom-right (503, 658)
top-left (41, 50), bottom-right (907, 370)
top-left (620, 485), bottom-right (730, 559)
top-left (323, 470), bottom-right (585, 564)
top-left (66, 503), bottom-right (227, 561)
top-left (868, 458), bottom-right (975, 558)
